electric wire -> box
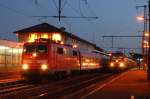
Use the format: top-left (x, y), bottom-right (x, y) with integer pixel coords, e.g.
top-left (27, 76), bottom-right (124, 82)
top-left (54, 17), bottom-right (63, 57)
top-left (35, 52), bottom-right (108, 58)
top-left (84, 1), bottom-right (97, 18)
top-left (79, 0), bottom-right (85, 17)
top-left (66, 1), bottom-right (83, 16)
top-left (52, 0), bottom-right (58, 10)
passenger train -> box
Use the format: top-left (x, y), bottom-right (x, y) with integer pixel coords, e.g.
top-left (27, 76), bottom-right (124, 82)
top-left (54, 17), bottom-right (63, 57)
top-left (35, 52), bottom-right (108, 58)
top-left (21, 39), bottom-right (137, 79)
top-left (21, 39), bottom-right (103, 79)
top-left (108, 52), bottom-right (137, 71)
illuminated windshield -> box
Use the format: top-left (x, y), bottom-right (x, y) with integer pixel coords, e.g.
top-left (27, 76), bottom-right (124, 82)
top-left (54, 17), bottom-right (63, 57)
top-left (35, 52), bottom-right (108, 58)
top-left (23, 45), bottom-right (47, 53)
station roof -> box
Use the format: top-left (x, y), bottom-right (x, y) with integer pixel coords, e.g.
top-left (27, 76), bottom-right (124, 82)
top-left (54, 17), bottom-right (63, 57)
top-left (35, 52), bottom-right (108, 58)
top-left (0, 39), bottom-right (23, 48)
top-left (13, 23), bottom-right (104, 51)
top-left (14, 23), bottom-right (62, 33)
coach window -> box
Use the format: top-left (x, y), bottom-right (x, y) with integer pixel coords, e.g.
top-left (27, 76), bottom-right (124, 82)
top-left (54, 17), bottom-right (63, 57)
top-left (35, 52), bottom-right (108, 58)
top-left (73, 50), bottom-right (78, 56)
top-left (57, 47), bottom-right (64, 54)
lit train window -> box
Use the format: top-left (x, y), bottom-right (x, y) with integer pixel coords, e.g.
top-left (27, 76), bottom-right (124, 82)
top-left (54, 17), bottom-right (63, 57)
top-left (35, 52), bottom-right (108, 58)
top-left (37, 45), bottom-right (47, 53)
top-left (23, 45), bottom-right (35, 53)
top-left (63, 48), bottom-right (67, 55)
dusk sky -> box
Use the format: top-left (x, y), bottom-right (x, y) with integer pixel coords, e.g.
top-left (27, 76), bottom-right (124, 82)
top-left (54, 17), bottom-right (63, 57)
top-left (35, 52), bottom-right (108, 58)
top-left (0, 0), bottom-right (147, 53)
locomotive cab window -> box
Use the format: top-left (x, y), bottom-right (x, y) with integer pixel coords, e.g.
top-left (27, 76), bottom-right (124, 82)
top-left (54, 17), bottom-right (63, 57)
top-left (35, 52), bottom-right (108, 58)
top-left (57, 47), bottom-right (64, 54)
top-left (73, 50), bottom-right (78, 56)
top-left (23, 45), bottom-right (35, 53)
top-left (37, 45), bottom-right (47, 53)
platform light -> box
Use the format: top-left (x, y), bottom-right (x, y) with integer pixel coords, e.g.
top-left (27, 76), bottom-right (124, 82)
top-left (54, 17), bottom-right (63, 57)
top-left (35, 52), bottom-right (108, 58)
top-left (144, 32), bottom-right (149, 37)
top-left (144, 45), bottom-right (149, 48)
top-left (137, 16), bottom-right (144, 21)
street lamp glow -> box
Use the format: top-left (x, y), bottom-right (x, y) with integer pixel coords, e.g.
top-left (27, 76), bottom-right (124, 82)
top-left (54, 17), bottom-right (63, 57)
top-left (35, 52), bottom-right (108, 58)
top-left (144, 44), bottom-right (149, 48)
top-left (137, 16), bottom-right (145, 21)
top-left (144, 40), bottom-right (148, 44)
top-left (144, 32), bottom-right (149, 37)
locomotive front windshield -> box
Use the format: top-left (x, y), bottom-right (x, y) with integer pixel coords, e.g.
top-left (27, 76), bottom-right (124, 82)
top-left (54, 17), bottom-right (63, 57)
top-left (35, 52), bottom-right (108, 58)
top-left (112, 56), bottom-right (124, 60)
top-left (23, 45), bottom-right (48, 53)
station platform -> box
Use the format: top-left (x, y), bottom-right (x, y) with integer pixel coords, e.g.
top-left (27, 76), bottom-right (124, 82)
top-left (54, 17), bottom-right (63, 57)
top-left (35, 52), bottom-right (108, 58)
top-left (86, 69), bottom-right (150, 99)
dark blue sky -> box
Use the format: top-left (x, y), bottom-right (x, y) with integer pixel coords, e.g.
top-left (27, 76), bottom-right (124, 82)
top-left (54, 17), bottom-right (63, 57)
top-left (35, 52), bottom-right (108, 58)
top-left (0, 0), bottom-right (147, 52)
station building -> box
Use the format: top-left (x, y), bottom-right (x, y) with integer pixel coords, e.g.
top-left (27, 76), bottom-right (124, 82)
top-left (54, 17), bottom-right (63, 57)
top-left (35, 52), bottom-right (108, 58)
top-left (14, 23), bottom-right (103, 51)
top-left (0, 39), bottom-right (23, 72)
top-left (0, 23), bottom-right (104, 74)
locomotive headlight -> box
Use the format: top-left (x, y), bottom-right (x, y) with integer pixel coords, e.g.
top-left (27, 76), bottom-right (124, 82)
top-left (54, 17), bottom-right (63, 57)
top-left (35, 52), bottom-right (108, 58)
top-left (119, 62), bottom-right (124, 67)
top-left (110, 62), bottom-right (114, 67)
top-left (32, 52), bottom-right (37, 57)
top-left (41, 64), bottom-right (48, 70)
top-left (22, 64), bottom-right (29, 70)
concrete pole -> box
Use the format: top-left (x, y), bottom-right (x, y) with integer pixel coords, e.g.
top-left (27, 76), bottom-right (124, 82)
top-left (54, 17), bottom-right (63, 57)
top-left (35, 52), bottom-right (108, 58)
top-left (147, 0), bottom-right (150, 79)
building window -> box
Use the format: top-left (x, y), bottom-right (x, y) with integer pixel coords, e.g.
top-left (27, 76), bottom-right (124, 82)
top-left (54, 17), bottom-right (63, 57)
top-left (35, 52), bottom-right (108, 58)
top-left (28, 33), bottom-right (37, 42)
top-left (52, 33), bottom-right (62, 42)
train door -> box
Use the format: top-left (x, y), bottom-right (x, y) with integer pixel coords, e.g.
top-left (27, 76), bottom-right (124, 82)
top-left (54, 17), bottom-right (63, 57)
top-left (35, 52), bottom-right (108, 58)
top-left (51, 44), bottom-right (58, 72)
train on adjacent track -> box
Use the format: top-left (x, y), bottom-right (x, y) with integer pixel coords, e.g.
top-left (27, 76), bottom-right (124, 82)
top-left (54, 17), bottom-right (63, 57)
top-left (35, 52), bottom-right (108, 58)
top-left (108, 52), bottom-right (138, 71)
top-left (21, 39), bottom-right (138, 79)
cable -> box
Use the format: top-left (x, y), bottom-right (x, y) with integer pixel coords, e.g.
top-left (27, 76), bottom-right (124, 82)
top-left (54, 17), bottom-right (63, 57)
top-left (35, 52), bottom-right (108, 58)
top-left (61, 0), bottom-right (68, 10)
top-left (84, 1), bottom-right (97, 17)
top-left (79, 0), bottom-right (84, 17)
top-left (66, 1), bottom-right (82, 16)
top-left (52, 0), bottom-right (58, 10)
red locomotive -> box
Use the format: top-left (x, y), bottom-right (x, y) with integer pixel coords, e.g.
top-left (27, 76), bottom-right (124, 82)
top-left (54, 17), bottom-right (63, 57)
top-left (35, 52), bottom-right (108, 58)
top-left (21, 39), bottom-right (103, 79)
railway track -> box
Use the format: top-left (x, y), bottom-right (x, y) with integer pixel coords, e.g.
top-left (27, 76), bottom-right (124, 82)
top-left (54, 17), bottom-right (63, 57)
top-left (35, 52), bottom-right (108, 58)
top-left (0, 72), bottom-right (120, 99)
top-left (31, 73), bottom-right (116, 99)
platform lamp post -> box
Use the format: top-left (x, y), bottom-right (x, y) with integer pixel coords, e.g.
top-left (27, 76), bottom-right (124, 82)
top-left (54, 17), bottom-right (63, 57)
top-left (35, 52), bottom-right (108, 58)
top-left (147, 0), bottom-right (150, 79)
top-left (136, 5), bottom-right (148, 70)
